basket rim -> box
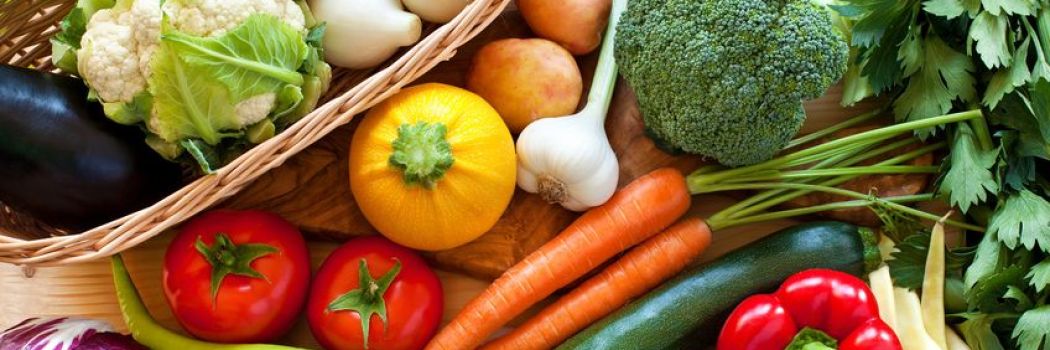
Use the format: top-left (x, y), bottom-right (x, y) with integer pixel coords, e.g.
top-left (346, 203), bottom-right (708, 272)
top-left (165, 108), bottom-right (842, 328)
top-left (0, 0), bottom-right (512, 266)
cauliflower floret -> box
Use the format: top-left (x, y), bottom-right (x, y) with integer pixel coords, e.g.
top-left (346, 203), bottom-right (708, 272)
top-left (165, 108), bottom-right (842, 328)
top-left (78, 20), bottom-right (147, 102)
top-left (77, 0), bottom-right (161, 103)
top-left (131, 0), bottom-right (162, 79)
top-left (234, 93), bottom-right (278, 126)
top-left (163, 0), bottom-right (305, 37)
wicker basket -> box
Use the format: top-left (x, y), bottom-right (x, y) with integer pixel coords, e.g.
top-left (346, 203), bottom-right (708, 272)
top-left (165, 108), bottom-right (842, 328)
top-left (0, 0), bottom-right (510, 266)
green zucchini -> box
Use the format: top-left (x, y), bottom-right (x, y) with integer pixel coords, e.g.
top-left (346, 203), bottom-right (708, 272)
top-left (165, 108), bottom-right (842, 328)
top-left (558, 221), bottom-right (881, 350)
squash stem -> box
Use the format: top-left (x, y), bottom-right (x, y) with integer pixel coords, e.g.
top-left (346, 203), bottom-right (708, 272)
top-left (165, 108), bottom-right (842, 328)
top-left (389, 122), bottom-right (455, 189)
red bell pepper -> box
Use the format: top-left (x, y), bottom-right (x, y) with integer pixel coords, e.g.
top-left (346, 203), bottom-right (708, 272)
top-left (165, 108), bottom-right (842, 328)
top-left (717, 269), bottom-right (902, 350)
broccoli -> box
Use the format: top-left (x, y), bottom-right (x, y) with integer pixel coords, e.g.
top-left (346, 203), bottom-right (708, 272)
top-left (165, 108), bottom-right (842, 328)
top-left (615, 0), bottom-right (848, 166)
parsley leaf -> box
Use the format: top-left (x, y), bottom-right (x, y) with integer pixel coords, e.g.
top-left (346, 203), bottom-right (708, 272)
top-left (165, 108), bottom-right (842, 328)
top-left (987, 189), bottom-right (1050, 252)
top-left (888, 231), bottom-right (976, 289)
top-left (893, 35), bottom-right (977, 136)
top-left (923, 0), bottom-right (966, 18)
top-left (970, 11), bottom-right (1012, 69)
top-left (1026, 258), bottom-right (1050, 292)
top-left (1012, 306), bottom-right (1050, 350)
top-left (981, 0), bottom-right (1037, 16)
top-left (966, 264), bottom-right (1027, 313)
top-left (939, 123), bottom-right (999, 212)
top-left (956, 312), bottom-right (1010, 350)
top-left (991, 92), bottom-right (1050, 159)
top-left (965, 232), bottom-right (1008, 290)
top-left (984, 37), bottom-right (1033, 107)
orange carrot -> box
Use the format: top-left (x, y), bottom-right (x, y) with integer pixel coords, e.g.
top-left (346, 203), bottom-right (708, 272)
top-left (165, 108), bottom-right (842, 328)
top-left (481, 218), bottom-right (712, 350)
top-left (425, 168), bottom-right (691, 350)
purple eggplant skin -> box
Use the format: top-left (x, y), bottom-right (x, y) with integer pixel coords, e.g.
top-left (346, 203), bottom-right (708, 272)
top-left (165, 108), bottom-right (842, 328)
top-left (0, 65), bottom-right (181, 231)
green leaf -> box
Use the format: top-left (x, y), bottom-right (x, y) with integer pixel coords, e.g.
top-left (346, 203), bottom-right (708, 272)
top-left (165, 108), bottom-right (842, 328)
top-left (898, 25), bottom-right (924, 76)
top-left (893, 36), bottom-right (976, 136)
top-left (849, 0), bottom-right (910, 47)
top-left (888, 230), bottom-right (976, 289)
top-left (984, 37), bottom-right (1033, 107)
top-left (1026, 258), bottom-right (1050, 292)
top-left (840, 48), bottom-right (874, 106)
top-left (966, 264), bottom-right (1027, 313)
top-left (924, 0), bottom-right (966, 18)
top-left (970, 11), bottom-right (1012, 69)
top-left (981, 0), bottom-right (1036, 16)
top-left (939, 123), bottom-right (998, 212)
top-left (1012, 306), bottom-right (1050, 350)
top-left (149, 13), bottom-right (310, 171)
top-left (328, 259), bottom-right (402, 350)
top-left (955, 313), bottom-right (1009, 350)
top-left (966, 232), bottom-right (1008, 291)
top-left (1003, 285), bottom-right (1034, 310)
top-left (847, 0), bottom-right (916, 93)
top-left (991, 92), bottom-right (1050, 159)
top-left (987, 189), bottom-right (1050, 251)
top-left (161, 14), bottom-right (308, 101)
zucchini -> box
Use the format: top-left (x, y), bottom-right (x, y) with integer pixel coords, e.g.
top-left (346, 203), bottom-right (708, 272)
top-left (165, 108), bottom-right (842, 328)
top-left (558, 221), bottom-right (881, 350)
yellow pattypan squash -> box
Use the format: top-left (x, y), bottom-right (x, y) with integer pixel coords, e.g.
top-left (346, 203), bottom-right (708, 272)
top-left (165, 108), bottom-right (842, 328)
top-left (349, 83), bottom-right (516, 251)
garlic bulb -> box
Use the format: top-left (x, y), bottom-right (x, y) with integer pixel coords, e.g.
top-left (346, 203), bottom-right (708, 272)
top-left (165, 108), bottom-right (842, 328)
top-left (514, 0), bottom-right (624, 211)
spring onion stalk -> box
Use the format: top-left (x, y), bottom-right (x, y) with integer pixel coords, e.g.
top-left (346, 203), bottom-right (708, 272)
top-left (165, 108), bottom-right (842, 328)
top-left (688, 109), bottom-right (985, 232)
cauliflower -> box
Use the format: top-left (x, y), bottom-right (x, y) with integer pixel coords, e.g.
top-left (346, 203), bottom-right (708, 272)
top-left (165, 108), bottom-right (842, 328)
top-left (53, 0), bottom-right (331, 172)
top-left (164, 0), bottom-right (305, 37)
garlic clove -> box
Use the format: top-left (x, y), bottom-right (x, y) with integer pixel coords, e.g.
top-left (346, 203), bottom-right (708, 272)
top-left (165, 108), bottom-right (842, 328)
top-left (564, 150), bottom-right (618, 206)
top-left (517, 162), bottom-right (540, 193)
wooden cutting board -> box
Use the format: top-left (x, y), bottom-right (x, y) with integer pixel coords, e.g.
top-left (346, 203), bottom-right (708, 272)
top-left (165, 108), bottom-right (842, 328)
top-left (0, 7), bottom-right (891, 349)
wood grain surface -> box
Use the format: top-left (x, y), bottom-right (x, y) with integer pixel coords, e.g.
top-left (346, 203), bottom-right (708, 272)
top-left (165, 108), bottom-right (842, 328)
top-left (0, 8), bottom-right (899, 349)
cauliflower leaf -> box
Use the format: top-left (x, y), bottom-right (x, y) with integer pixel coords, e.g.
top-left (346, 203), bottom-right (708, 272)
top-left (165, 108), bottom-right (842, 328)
top-left (149, 14), bottom-right (309, 171)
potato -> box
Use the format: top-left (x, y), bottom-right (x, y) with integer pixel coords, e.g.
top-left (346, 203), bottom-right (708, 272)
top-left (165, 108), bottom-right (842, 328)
top-left (466, 38), bottom-right (583, 133)
top-left (517, 0), bottom-right (611, 55)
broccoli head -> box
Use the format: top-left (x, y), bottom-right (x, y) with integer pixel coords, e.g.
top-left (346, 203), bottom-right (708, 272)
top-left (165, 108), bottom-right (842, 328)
top-left (615, 0), bottom-right (848, 166)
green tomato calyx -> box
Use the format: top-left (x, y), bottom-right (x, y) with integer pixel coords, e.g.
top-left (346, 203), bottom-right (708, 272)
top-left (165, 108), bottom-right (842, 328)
top-left (327, 259), bottom-right (402, 350)
top-left (194, 233), bottom-right (278, 304)
top-left (389, 122), bottom-right (455, 189)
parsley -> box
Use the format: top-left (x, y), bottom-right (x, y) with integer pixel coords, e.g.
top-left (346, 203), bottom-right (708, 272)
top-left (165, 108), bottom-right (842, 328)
top-left (888, 231), bottom-right (976, 289)
top-left (939, 123), bottom-right (999, 213)
top-left (839, 1), bottom-right (1050, 348)
top-left (1012, 306), bottom-right (1050, 350)
top-left (987, 189), bottom-right (1050, 252)
top-left (1027, 258), bottom-right (1050, 293)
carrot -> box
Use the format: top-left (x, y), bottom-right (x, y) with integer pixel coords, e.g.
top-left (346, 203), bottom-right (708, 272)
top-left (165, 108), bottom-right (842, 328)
top-left (480, 218), bottom-right (712, 350)
top-left (424, 168), bottom-right (691, 350)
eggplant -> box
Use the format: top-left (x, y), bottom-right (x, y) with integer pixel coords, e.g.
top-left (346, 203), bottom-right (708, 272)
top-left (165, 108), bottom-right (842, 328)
top-left (0, 65), bottom-right (181, 231)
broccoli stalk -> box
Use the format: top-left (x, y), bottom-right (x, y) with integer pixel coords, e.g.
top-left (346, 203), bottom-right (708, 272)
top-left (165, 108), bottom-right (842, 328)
top-left (615, 0), bottom-right (850, 166)
top-left (686, 109), bottom-right (987, 232)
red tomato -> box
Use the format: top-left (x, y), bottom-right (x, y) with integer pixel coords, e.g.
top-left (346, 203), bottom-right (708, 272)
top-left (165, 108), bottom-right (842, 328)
top-left (307, 236), bottom-right (443, 350)
top-left (162, 210), bottom-right (310, 343)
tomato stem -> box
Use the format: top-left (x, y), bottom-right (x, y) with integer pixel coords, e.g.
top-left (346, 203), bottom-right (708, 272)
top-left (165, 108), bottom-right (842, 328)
top-left (327, 259), bottom-right (402, 350)
top-left (195, 233), bottom-right (278, 304)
